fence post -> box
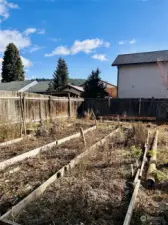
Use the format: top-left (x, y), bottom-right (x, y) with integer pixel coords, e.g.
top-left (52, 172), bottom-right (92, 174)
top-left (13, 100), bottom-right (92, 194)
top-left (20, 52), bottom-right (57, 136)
top-left (48, 96), bottom-right (52, 120)
top-left (68, 92), bottom-right (71, 118)
top-left (19, 93), bottom-right (26, 135)
top-left (40, 99), bottom-right (43, 123)
top-left (139, 98), bottom-right (141, 116)
top-left (19, 93), bottom-right (23, 137)
top-left (23, 94), bottom-right (26, 135)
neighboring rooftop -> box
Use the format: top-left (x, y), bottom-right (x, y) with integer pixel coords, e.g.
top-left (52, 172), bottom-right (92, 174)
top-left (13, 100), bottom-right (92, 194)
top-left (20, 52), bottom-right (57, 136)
top-left (27, 81), bottom-right (51, 93)
top-left (0, 81), bottom-right (35, 91)
top-left (112, 50), bottom-right (168, 66)
top-left (66, 84), bottom-right (84, 92)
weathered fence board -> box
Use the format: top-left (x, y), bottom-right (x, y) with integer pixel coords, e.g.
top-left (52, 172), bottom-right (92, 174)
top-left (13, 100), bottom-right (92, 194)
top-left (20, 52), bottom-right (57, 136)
top-left (0, 91), bottom-right (84, 124)
top-left (82, 98), bottom-right (168, 120)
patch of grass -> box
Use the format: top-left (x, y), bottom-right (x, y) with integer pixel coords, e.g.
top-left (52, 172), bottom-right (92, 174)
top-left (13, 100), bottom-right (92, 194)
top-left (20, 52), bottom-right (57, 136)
top-left (148, 149), bottom-right (154, 158)
top-left (0, 123), bottom-right (20, 142)
top-left (130, 145), bottom-right (142, 159)
top-left (155, 170), bottom-right (168, 182)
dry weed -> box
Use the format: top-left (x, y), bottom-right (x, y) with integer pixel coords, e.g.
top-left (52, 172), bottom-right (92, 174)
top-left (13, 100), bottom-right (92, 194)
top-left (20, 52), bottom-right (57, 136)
top-left (0, 123), bottom-right (20, 142)
top-left (127, 123), bottom-right (147, 148)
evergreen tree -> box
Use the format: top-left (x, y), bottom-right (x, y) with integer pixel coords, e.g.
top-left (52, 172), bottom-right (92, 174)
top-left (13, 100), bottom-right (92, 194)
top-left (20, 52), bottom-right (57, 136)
top-left (1, 43), bottom-right (24, 82)
top-left (84, 68), bottom-right (108, 98)
top-left (50, 58), bottom-right (69, 90)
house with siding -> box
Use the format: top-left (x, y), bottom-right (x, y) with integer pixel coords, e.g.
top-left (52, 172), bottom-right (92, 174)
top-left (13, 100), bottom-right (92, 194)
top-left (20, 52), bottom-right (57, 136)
top-left (112, 50), bottom-right (168, 98)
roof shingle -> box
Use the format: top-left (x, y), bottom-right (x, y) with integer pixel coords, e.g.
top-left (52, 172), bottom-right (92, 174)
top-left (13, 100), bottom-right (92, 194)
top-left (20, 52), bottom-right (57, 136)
top-left (112, 50), bottom-right (168, 66)
top-left (0, 81), bottom-right (34, 91)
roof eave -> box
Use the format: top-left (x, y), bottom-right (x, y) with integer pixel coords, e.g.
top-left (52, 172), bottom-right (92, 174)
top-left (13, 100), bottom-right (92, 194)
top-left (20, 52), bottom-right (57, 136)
top-left (112, 61), bottom-right (162, 67)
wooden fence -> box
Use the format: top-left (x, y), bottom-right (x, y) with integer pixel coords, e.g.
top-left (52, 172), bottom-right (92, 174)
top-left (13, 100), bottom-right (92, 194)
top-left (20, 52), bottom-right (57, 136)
top-left (0, 91), bottom-right (84, 125)
top-left (82, 98), bottom-right (168, 120)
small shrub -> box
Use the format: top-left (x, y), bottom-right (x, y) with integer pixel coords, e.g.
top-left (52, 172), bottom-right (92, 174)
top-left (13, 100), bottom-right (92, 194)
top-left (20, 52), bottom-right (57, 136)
top-left (158, 134), bottom-right (167, 147)
top-left (127, 123), bottom-right (147, 148)
top-left (148, 149), bottom-right (154, 158)
top-left (155, 170), bottom-right (168, 182)
top-left (130, 145), bottom-right (142, 159)
top-left (0, 123), bottom-right (20, 142)
top-left (84, 109), bottom-right (96, 120)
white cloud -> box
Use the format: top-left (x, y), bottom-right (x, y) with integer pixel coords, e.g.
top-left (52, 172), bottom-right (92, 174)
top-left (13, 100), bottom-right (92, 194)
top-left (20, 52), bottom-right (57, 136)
top-left (37, 29), bottom-right (45, 34)
top-left (29, 45), bottom-right (44, 53)
top-left (45, 46), bottom-right (70, 57)
top-left (49, 38), bottom-right (60, 42)
top-left (71, 39), bottom-right (104, 54)
top-left (104, 41), bottom-right (110, 48)
top-left (129, 39), bottom-right (136, 44)
top-left (139, 0), bottom-right (149, 2)
top-left (23, 28), bottom-right (37, 36)
top-left (23, 28), bottom-right (45, 36)
top-left (119, 41), bottom-right (126, 45)
top-left (0, 0), bottom-right (19, 22)
top-left (92, 54), bottom-right (108, 62)
top-left (45, 38), bottom-right (110, 57)
top-left (0, 57), bottom-right (3, 70)
top-left (21, 56), bottom-right (33, 68)
top-left (118, 39), bottom-right (136, 45)
top-left (0, 29), bottom-right (31, 52)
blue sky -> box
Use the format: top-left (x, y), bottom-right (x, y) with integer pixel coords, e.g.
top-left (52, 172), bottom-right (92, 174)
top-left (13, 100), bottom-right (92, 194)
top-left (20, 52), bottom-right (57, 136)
top-left (0, 0), bottom-right (168, 84)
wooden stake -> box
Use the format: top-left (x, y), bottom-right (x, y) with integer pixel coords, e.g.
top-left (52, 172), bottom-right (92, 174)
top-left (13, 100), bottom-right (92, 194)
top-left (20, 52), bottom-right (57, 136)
top-left (131, 164), bottom-right (134, 177)
top-left (80, 127), bottom-right (86, 148)
top-left (135, 159), bottom-right (139, 168)
top-left (139, 130), bottom-right (149, 178)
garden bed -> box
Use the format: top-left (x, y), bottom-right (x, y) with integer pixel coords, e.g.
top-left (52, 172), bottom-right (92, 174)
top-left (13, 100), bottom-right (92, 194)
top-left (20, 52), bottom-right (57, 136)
top-left (0, 127), bottom-right (112, 216)
top-left (0, 122), bottom-right (91, 162)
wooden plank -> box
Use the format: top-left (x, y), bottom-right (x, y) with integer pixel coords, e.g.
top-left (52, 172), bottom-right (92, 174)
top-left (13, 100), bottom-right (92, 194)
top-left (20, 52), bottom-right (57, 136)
top-left (0, 97), bottom-right (20, 100)
top-left (0, 135), bottom-right (32, 148)
top-left (80, 127), bottom-right (86, 148)
top-left (133, 169), bottom-right (140, 186)
top-left (0, 219), bottom-right (21, 225)
top-left (0, 127), bottom-right (119, 220)
top-left (139, 130), bottom-right (149, 178)
top-left (123, 132), bottom-right (150, 225)
top-left (123, 179), bottom-right (141, 225)
top-left (56, 126), bottom-right (96, 145)
top-left (0, 126), bottom-right (96, 172)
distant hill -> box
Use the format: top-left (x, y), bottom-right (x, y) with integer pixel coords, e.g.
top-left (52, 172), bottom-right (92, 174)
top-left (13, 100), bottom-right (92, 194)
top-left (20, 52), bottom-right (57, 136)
top-left (69, 78), bottom-right (86, 86)
top-left (31, 78), bottom-right (86, 86)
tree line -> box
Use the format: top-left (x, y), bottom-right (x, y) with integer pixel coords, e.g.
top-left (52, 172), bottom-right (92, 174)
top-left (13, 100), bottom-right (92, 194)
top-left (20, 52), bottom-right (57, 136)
top-left (1, 43), bottom-right (108, 98)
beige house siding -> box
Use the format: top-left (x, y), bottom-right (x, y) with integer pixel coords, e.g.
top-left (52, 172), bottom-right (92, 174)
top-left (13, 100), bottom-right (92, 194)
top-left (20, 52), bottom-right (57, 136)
top-left (118, 63), bottom-right (168, 98)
